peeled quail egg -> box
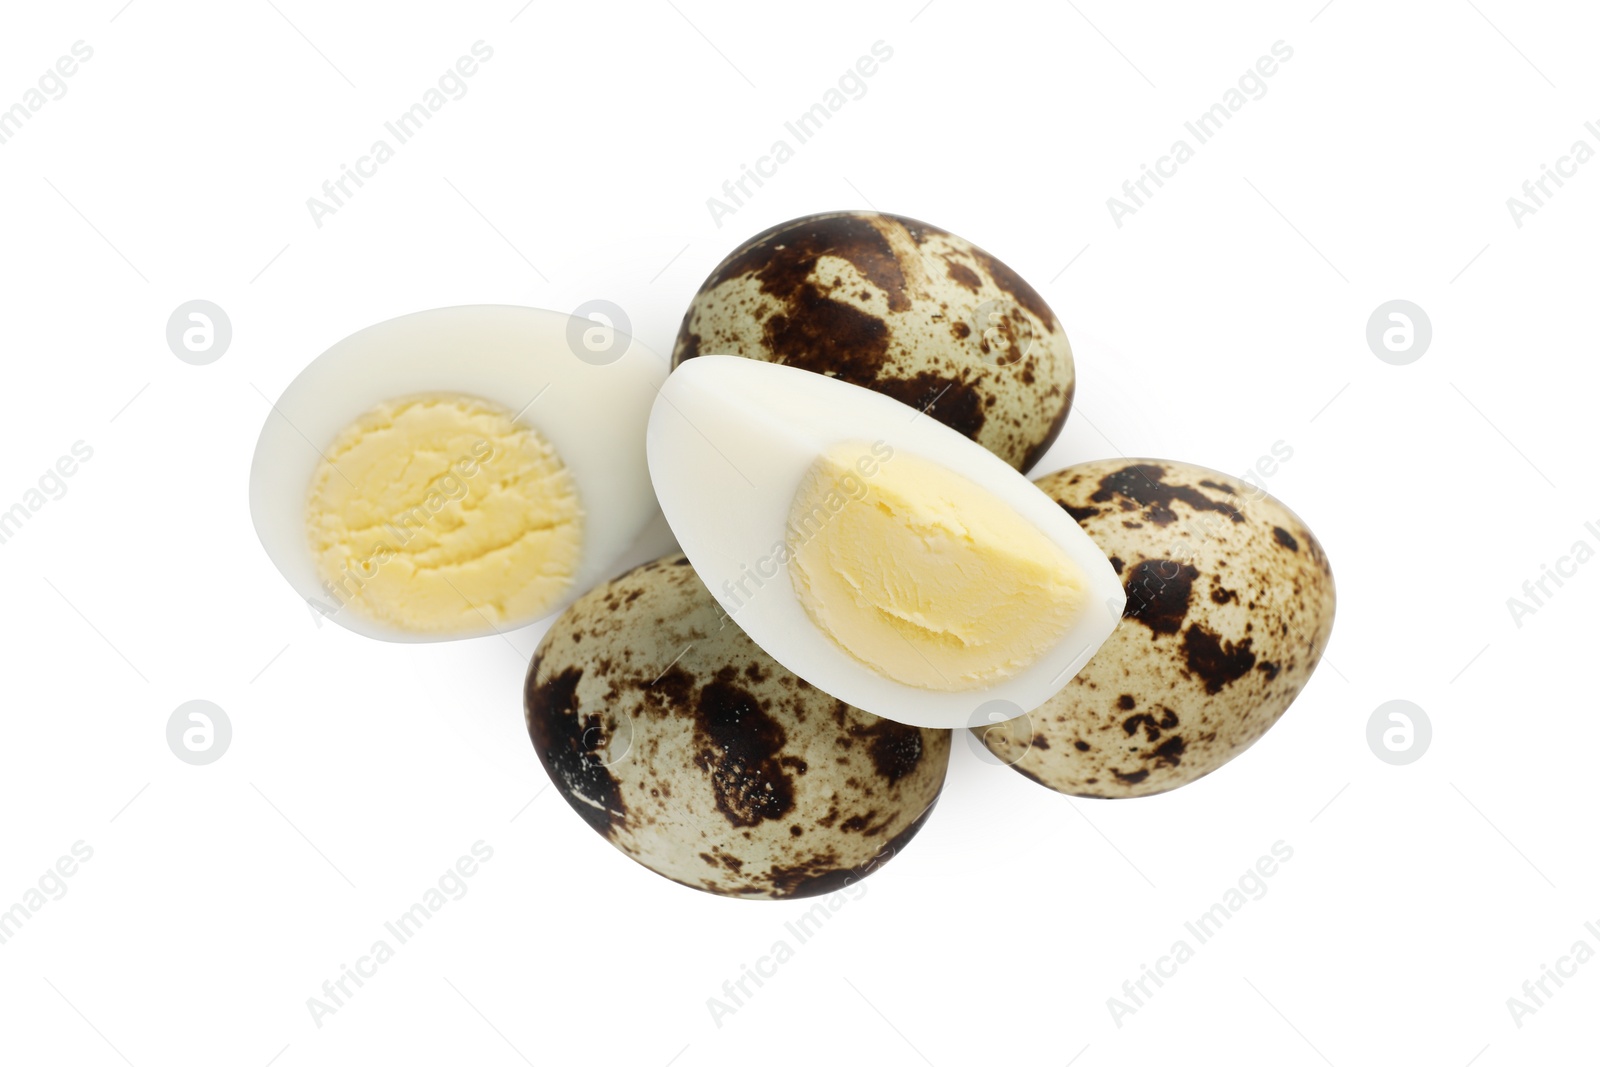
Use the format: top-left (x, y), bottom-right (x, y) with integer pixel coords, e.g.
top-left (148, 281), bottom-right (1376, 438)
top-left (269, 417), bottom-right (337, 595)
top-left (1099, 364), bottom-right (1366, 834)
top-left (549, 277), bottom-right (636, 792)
top-left (646, 355), bottom-right (1124, 728)
top-left (525, 554), bottom-right (951, 899)
top-left (249, 304), bottom-right (665, 641)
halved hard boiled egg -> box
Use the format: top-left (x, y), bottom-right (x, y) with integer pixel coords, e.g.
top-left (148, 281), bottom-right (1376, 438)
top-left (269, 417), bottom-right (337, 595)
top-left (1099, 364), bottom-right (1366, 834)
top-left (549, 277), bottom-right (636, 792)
top-left (646, 355), bottom-right (1124, 728)
top-left (249, 305), bottom-right (666, 642)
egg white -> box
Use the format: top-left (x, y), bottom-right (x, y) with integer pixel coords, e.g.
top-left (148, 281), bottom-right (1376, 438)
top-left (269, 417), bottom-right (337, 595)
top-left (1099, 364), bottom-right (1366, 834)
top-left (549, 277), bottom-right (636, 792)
top-left (646, 355), bottom-right (1125, 729)
top-left (249, 304), bottom-right (667, 643)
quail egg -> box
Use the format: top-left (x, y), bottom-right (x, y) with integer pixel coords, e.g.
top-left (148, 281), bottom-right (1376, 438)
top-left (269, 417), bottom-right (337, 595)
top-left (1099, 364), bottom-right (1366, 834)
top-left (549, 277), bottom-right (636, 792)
top-left (525, 554), bottom-right (952, 899)
top-left (973, 459), bottom-right (1336, 797)
top-left (646, 356), bottom-right (1125, 728)
top-left (674, 211), bottom-right (1074, 471)
top-left (249, 304), bottom-right (665, 641)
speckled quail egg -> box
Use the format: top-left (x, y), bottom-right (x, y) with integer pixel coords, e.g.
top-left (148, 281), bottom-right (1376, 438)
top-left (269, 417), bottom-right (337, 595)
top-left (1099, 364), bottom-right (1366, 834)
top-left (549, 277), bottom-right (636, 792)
top-left (973, 459), bottom-right (1336, 798)
top-left (674, 211), bottom-right (1074, 471)
top-left (525, 554), bottom-right (951, 898)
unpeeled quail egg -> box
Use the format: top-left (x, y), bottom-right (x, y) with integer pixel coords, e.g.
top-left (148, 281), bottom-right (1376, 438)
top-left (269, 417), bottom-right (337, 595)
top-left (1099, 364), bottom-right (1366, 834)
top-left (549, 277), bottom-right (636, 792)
top-left (674, 211), bottom-right (1075, 470)
top-left (525, 554), bottom-right (951, 899)
top-left (973, 458), bottom-right (1336, 797)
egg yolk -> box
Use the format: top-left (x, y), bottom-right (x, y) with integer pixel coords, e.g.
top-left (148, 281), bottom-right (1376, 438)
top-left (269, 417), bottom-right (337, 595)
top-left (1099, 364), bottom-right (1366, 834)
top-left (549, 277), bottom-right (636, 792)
top-left (786, 442), bottom-right (1086, 690)
top-left (305, 393), bottom-right (583, 634)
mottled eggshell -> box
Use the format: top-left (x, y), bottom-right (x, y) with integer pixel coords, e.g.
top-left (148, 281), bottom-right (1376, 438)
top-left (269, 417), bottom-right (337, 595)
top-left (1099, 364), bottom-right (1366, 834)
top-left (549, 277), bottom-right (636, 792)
top-left (975, 459), bottom-right (1335, 798)
top-left (674, 211), bottom-right (1075, 471)
top-left (525, 554), bottom-right (951, 898)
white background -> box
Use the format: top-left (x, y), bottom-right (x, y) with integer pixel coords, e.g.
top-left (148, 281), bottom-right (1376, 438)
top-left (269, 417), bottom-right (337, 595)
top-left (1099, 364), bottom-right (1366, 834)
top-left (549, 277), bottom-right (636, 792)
top-left (1, 1), bottom-right (1595, 1064)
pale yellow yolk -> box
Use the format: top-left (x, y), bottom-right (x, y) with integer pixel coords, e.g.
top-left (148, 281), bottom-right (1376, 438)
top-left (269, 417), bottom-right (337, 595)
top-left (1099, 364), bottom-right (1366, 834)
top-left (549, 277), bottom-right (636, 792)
top-left (786, 442), bottom-right (1084, 690)
top-left (306, 393), bottom-right (582, 634)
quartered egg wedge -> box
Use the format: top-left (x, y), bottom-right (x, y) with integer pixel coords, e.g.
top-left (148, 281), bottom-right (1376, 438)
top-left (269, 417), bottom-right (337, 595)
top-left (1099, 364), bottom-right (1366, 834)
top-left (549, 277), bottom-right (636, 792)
top-left (646, 355), bottom-right (1125, 729)
top-left (249, 304), bottom-right (666, 642)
